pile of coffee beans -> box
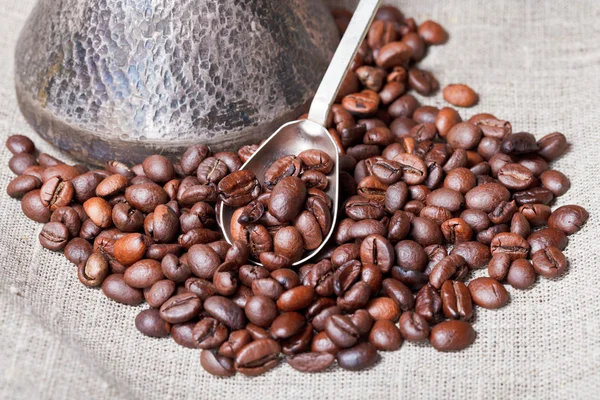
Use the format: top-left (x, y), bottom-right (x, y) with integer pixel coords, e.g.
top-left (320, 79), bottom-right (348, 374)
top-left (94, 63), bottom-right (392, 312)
top-left (5, 5), bottom-right (589, 376)
top-left (227, 149), bottom-right (334, 267)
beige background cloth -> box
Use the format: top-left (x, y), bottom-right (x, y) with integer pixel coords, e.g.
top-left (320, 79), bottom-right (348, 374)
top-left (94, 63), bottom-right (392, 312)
top-left (1, 0), bottom-right (599, 399)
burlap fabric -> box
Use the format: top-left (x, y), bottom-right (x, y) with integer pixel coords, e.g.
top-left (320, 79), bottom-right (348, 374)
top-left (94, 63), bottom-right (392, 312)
top-left (1, 0), bottom-right (599, 399)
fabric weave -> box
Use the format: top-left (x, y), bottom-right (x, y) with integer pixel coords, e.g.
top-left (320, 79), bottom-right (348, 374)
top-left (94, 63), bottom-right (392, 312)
top-left (1, 0), bottom-right (599, 399)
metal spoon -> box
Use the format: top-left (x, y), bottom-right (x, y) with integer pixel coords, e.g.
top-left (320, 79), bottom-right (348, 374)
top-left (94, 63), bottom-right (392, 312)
top-left (218, 0), bottom-right (382, 265)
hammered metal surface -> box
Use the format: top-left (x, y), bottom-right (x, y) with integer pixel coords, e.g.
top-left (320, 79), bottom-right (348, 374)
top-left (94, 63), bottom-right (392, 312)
top-left (15, 0), bottom-right (339, 165)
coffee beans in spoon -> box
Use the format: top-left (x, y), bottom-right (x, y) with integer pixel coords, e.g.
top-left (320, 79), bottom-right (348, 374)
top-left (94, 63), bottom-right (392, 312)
top-left (4, 4), bottom-right (589, 377)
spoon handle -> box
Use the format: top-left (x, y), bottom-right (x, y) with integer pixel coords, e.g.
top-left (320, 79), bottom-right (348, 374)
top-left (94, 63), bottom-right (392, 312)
top-left (307, 0), bottom-right (382, 127)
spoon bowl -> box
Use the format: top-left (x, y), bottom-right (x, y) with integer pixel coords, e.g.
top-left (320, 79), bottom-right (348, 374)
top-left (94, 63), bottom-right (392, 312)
top-left (217, 0), bottom-right (381, 266)
top-left (218, 119), bottom-right (340, 265)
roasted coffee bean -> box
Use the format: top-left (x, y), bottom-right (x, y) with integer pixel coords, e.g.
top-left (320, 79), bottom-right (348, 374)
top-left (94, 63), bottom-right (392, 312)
top-left (517, 154), bottom-right (548, 177)
top-left (429, 254), bottom-right (466, 289)
top-left (244, 295), bottom-right (278, 327)
top-left (270, 312), bottom-right (306, 340)
top-left (50, 206), bottom-right (81, 238)
top-left (197, 157), bottom-right (228, 185)
top-left (488, 200), bottom-right (517, 225)
top-left (70, 172), bottom-right (104, 203)
top-left (342, 90), bottom-right (380, 116)
top-left (398, 311), bottom-right (429, 342)
top-left (310, 332), bottom-right (340, 355)
top-left (300, 170), bottom-right (329, 191)
top-left (443, 148), bottom-right (468, 172)
top-left (468, 277), bottom-right (509, 309)
top-left (264, 156), bottom-right (303, 189)
top-left (298, 149), bottom-right (334, 174)
top-left (287, 352), bottom-right (335, 373)
top-left (79, 219), bottom-right (102, 241)
top-left (539, 170), bottom-right (570, 197)
top-left (430, 320), bottom-right (476, 351)
top-left (367, 19), bottom-right (397, 50)
top-left (507, 259), bottom-right (536, 289)
top-left (392, 153), bottom-right (427, 185)
top-left (212, 262), bottom-right (239, 296)
top-left (201, 350), bottom-right (235, 377)
top-left (418, 20), bottom-right (447, 44)
top-left (441, 280), bottom-right (473, 320)
top-left (531, 247), bottom-right (568, 278)
top-left (527, 228), bottom-right (568, 254)
top-left (501, 132), bottom-right (538, 154)
top-left (366, 297), bottom-right (401, 321)
top-left (424, 244), bottom-right (448, 274)
top-left (337, 281), bottom-right (371, 312)
top-left (360, 234), bottom-right (394, 273)
top-left (547, 205), bottom-right (589, 235)
top-left (21, 190), bottom-right (51, 223)
top-left (9, 153), bottom-right (38, 175)
top-left (460, 209), bottom-right (491, 233)
top-left (325, 314), bottom-right (360, 348)
top-left (113, 233), bottom-right (149, 267)
top-left (465, 183), bottom-right (511, 212)
top-left (192, 317), bottom-right (228, 349)
top-left (415, 284), bottom-right (442, 322)
top-left (77, 251), bottom-right (109, 287)
top-left (518, 204), bottom-right (551, 226)
top-left (124, 259), bottom-right (164, 289)
top-left (6, 174), bottom-right (42, 198)
top-left (477, 224), bottom-right (510, 245)
top-left (497, 163), bottom-right (534, 190)
top-left (170, 322), bottom-right (199, 349)
top-left (101, 274), bottom-right (144, 305)
top-left (443, 168), bottom-right (476, 195)
top-left (419, 206), bottom-right (452, 225)
top-left (273, 226), bottom-right (304, 262)
top-left (488, 253), bottom-right (511, 281)
top-left (281, 322), bottom-right (313, 355)
top-left (441, 218), bottom-right (472, 244)
top-left (6, 134), bottom-right (35, 154)
top-left (394, 240), bottom-right (427, 271)
top-left (204, 296), bottom-right (246, 330)
top-left (336, 342), bottom-right (379, 371)
top-left (144, 279), bottom-right (176, 308)
top-left (214, 152), bottom-right (242, 173)
top-left (135, 308), bottom-right (171, 338)
top-left (450, 241), bottom-right (491, 269)
top-left (218, 329), bottom-right (252, 358)
top-left (408, 68), bottom-right (439, 95)
top-left (124, 183), bottom-right (169, 213)
top-left (64, 238), bottom-right (93, 265)
top-left (537, 132), bottom-right (568, 161)
top-left (490, 232), bottom-right (530, 260)
top-left (410, 217), bottom-right (443, 247)
top-left (477, 137), bottom-right (502, 160)
top-left (369, 320), bottom-right (402, 351)
top-left (513, 187), bottom-right (554, 206)
top-left (185, 278), bottom-right (217, 301)
top-left (446, 122), bottom-right (482, 150)
top-left (186, 244), bottom-right (222, 279)
top-left (234, 339), bottom-right (280, 376)
top-left (443, 83), bottom-right (479, 107)
top-left (312, 306), bottom-right (342, 332)
top-left (179, 145), bottom-right (209, 175)
top-left (268, 176), bottom-right (307, 223)
top-left (41, 164), bottom-right (80, 182)
top-left (277, 286), bottom-right (315, 312)
top-left (159, 293), bottom-right (202, 323)
top-left (293, 211), bottom-right (323, 251)
top-left (375, 41), bottom-right (412, 69)
top-left (218, 170), bottom-right (261, 207)
top-left (161, 254), bottom-right (192, 283)
top-left (510, 212), bottom-right (531, 238)
top-left (39, 222), bottom-right (69, 250)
